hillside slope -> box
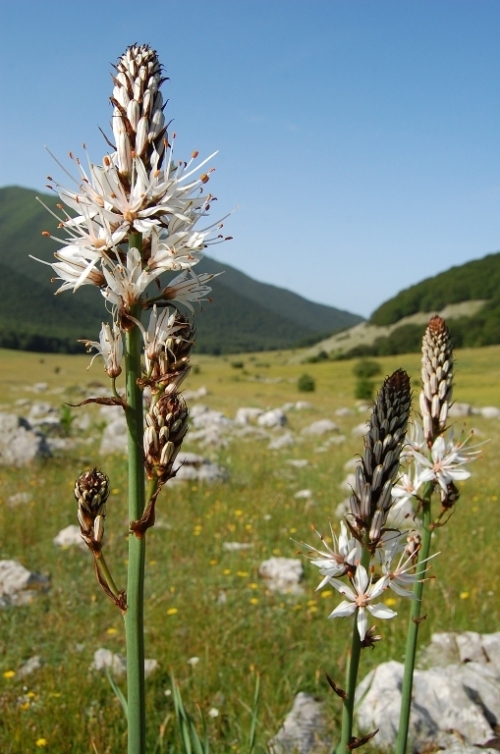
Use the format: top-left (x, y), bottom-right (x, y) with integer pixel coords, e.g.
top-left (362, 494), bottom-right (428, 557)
top-left (0, 186), bottom-right (363, 353)
top-left (371, 252), bottom-right (500, 326)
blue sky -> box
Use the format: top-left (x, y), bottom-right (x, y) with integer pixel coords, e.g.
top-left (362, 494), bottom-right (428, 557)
top-left (1, 0), bottom-right (500, 318)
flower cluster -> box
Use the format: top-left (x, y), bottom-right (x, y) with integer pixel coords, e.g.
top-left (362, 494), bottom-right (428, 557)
top-left (302, 370), bottom-right (419, 640)
top-left (393, 316), bottom-right (481, 514)
top-left (34, 44), bottom-right (230, 323)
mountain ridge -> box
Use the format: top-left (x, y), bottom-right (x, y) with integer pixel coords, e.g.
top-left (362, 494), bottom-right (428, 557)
top-left (0, 186), bottom-right (363, 353)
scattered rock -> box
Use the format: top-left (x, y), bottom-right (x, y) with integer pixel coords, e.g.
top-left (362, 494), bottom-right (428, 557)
top-left (100, 415), bottom-right (128, 455)
top-left (339, 474), bottom-right (355, 492)
top-left (335, 407), bottom-right (353, 417)
top-left (258, 409), bottom-right (287, 428)
top-left (295, 401), bottom-right (313, 410)
top-left (480, 406), bottom-right (500, 419)
top-left (172, 452), bottom-right (227, 483)
top-left (268, 692), bottom-right (329, 754)
top-left (344, 457), bottom-right (361, 471)
top-left (301, 420), bottom-right (338, 436)
top-left (7, 491), bottom-right (32, 507)
top-left (53, 525), bottom-right (86, 549)
top-left (448, 402), bottom-right (472, 418)
top-left (0, 560), bottom-right (50, 607)
top-left (32, 383), bottom-right (48, 393)
top-left (18, 656), bottom-right (43, 678)
top-left (222, 542), bottom-right (254, 552)
top-left (183, 386), bottom-right (208, 400)
top-left (269, 431), bottom-right (295, 450)
top-left (286, 459), bottom-right (309, 468)
top-left (235, 407), bottom-right (264, 425)
top-left (27, 402), bottom-right (60, 432)
top-left (335, 498), bottom-right (351, 518)
top-left (325, 434), bottom-right (346, 444)
top-left (294, 489), bottom-right (313, 499)
top-left (258, 557), bottom-right (304, 594)
top-left (351, 421), bottom-right (370, 437)
top-left (0, 413), bottom-right (51, 467)
top-left (92, 648), bottom-right (158, 677)
top-left (356, 655), bottom-right (500, 751)
top-left (420, 631), bottom-right (500, 671)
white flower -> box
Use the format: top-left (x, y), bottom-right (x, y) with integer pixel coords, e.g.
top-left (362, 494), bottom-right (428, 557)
top-left (392, 471), bottom-right (424, 507)
top-left (410, 431), bottom-right (481, 494)
top-left (208, 708), bottom-right (219, 718)
top-left (301, 521), bottom-right (361, 590)
top-left (81, 322), bottom-right (123, 378)
top-left (101, 248), bottom-right (162, 310)
top-left (380, 534), bottom-right (438, 599)
top-left (162, 269), bottom-right (220, 312)
top-left (328, 565), bottom-right (396, 640)
top-left (139, 305), bottom-right (183, 372)
top-left (187, 656), bottom-right (200, 666)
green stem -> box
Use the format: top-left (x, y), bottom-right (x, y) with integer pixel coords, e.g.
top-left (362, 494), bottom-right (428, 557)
top-left (95, 552), bottom-right (121, 600)
top-left (395, 483), bottom-right (433, 754)
top-left (336, 547), bottom-right (371, 754)
top-left (124, 232), bottom-right (147, 754)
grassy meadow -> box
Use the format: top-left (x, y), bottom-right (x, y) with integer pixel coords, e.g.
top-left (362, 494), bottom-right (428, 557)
top-left (0, 345), bottom-right (499, 753)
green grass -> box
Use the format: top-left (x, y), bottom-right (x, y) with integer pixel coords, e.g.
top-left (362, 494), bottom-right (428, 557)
top-left (0, 346), bottom-right (499, 752)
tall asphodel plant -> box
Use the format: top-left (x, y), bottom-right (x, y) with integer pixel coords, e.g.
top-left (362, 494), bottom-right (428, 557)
top-left (33, 44), bottom-right (230, 754)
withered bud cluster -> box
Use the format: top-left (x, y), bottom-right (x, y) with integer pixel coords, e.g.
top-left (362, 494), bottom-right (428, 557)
top-left (111, 44), bottom-right (168, 174)
top-left (420, 316), bottom-right (453, 444)
top-left (350, 369), bottom-right (411, 545)
top-left (148, 314), bottom-right (194, 390)
top-left (143, 314), bottom-right (194, 484)
top-left (144, 392), bottom-right (189, 481)
top-left (75, 468), bottom-right (110, 548)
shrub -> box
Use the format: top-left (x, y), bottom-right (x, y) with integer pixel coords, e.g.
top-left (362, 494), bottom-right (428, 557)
top-left (353, 358), bottom-right (382, 379)
top-left (355, 377), bottom-right (375, 401)
top-left (297, 373), bottom-right (316, 392)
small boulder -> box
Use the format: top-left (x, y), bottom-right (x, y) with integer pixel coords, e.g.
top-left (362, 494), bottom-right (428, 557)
top-left (0, 560), bottom-right (50, 607)
top-left (53, 525), bottom-right (86, 549)
top-left (0, 413), bottom-right (51, 467)
top-left (448, 402), bottom-right (472, 418)
top-left (301, 419), bottom-right (338, 436)
top-left (258, 409), bottom-right (287, 428)
top-left (259, 557), bottom-right (304, 594)
top-left (235, 407), bottom-right (264, 425)
top-left (269, 431), bottom-right (295, 450)
top-left (268, 692), bottom-right (329, 754)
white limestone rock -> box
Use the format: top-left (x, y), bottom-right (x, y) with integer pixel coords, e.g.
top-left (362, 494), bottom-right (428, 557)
top-left (448, 402), bottom-right (472, 417)
top-left (258, 557), bottom-right (304, 594)
top-left (18, 656), bottom-right (43, 678)
top-left (269, 431), bottom-right (295, 450)
top-left (0, 560), bottom-right (50, 607)
top-left (258, 409), bottom-right (287, 428)
top-left (268, 692), bottom-right (329, 754)
top-left (100, 414), bottom-right (128, 455)
top-left (356, 659), bottom-right (500, 751)
top-left (7, 491), bottom-right (32, 507)
top-left (235, 407), bottom-right (264, 425)
top-left (53, 525), bottom-right (86, 549)
top-left (294, 489), bottom-right (313, 499)
top-left (351, 421), bottom-right (370, 437)
top-left (172, 452), bottom-right (227, 483)
top-left (301, 419), bottom-right (339, 436)
top-left (0, 413), bottom-right (51, 467)
top-left (92, 648), bottom-right (158, 677)
top-left (480, 406), bottom-right (500, 419)
top-left (222, 542), bottom-right (254, 552)
top-left (286, 459), bottom-right (309, 468)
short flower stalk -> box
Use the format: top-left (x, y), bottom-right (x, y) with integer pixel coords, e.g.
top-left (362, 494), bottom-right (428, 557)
top-left (34, 44), bottom-right (229, 754)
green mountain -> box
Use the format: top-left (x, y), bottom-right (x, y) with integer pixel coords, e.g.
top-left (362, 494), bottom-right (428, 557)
top-left (370, 252), bottom-right (500, 326)
top-left (339, 252), bottom-right (500, 359)
top-left (0, 186), bottom-right (363, 354)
